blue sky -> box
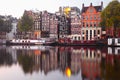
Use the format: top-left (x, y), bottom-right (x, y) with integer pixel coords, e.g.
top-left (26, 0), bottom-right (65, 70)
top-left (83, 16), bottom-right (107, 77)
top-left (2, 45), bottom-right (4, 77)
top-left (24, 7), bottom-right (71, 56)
top-left (0, 0), bottom-right (119, 18)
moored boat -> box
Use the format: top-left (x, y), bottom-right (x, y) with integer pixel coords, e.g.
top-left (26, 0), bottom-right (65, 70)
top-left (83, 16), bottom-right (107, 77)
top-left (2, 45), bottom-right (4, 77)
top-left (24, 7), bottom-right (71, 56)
top-left (58, 38), bottom-right (106, 46)
top-left (108, 38), bottom-right (120, 46)
top-left (7, 39), bottom-right (45, 45)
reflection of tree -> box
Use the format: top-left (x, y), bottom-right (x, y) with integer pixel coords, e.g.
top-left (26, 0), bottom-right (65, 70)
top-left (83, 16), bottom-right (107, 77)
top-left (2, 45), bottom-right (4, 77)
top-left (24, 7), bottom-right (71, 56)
top-left (0, 49), bottom-right (13, 66)
top-left (101, 56), bottom-right (120, 80)
top-left (18, 54), bottom-right (34, 74)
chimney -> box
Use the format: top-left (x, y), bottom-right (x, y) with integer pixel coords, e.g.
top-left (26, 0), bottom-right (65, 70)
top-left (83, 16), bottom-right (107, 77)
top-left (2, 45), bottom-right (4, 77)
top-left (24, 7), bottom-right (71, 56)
top-left (90, 3), bottom-right (92, 6)
top-left (59, 7), bottom-right (62, 12)
top-left (101, 1), bottom-right (103, 7)
top-left (82, 3), bottom-right (84, 8)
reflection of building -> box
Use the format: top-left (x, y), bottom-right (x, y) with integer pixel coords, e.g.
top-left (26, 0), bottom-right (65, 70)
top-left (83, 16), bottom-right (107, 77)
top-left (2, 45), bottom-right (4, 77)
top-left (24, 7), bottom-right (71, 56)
top-left (81, 48), bottom-right (101, 80)
top-left (59, 47), bottom-right (71, 71)
top-left (41, 51), bottom-right (50, 74)
top-left (81, 2), bottom-right (103, 41)
top-left (49, 47), bottom-right (58, 70)
top-left (71, 47), bottom-right (81, 74)
top-left (6, 46), bottom-right (105, 79)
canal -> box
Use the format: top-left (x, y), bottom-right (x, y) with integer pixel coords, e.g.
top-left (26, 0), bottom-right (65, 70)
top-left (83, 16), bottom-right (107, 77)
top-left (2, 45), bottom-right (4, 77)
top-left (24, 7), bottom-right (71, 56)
top-left (0, 45), bottom-right (120, 80)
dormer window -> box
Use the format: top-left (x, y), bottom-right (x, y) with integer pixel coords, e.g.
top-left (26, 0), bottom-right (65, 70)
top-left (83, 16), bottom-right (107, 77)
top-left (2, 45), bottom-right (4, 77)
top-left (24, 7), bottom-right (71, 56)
top-left (89, 8), bottom-right (93, 13)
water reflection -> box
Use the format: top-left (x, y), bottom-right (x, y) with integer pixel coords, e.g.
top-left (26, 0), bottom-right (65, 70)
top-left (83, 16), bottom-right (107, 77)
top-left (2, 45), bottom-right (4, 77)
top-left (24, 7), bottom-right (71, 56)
top-left (0, 45), bottom-right (120, 80)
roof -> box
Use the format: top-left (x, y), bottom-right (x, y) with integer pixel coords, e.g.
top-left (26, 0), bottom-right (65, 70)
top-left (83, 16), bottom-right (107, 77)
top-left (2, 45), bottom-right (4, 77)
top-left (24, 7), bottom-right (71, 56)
top-left (81, 5), bottom-right (102, 13)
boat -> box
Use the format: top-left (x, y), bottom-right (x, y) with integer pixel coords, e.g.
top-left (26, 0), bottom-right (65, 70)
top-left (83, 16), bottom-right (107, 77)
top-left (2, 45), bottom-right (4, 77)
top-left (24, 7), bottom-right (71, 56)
top-left (58, 38), bottom-right (106, 46)
top-left (6, 38), bottom-right (57, 45)
top-left (108, 38), bottom-right (120, 46)
top-left (7, 39), bottom-right (45, 45)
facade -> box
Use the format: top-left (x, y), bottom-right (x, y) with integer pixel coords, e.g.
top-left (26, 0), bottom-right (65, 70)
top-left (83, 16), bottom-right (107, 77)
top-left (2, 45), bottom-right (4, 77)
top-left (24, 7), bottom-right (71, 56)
top-left (24, 10), bottom-right (36, 20)
top-left (58, 15), bottom-right (71, 38)
top-left (41, 11), bottom-right (50, 38)
top-left (71, 48), bottom-right (81, 74)
top-left (33, 12), bottom-right (42, 39)
top-left (70, 7), bottom-right (81, 41)
top-left (16, 3), bottom-right (105, 42)
top-left (49, 14), bottom-right (58, 39)
top-left (56, 7), bottom-right (71, 39)
top-left (81, 2), bottom-right (103, 41)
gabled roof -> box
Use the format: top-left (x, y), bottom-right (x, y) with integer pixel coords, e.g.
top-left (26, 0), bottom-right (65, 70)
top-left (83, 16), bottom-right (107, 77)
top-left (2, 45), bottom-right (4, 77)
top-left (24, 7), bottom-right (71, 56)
top-left (81, 5), bottom-right (102, 13)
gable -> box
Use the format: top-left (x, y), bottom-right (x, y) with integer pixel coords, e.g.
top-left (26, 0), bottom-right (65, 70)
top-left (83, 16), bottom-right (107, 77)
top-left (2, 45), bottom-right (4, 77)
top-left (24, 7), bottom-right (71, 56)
top-left (86, 7), bottom-right (96, 13)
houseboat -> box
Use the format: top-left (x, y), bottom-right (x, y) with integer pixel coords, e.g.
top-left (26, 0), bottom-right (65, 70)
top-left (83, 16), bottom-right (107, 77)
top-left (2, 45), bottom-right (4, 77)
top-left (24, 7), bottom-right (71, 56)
top-left (108, 38), bottom-right (120, 46)
top-left (8, 39), bottom-right (45, 45)
top-left (7, 38), bottom-right (56, 45)
top-left (58, 38), bottom-right (106, 46)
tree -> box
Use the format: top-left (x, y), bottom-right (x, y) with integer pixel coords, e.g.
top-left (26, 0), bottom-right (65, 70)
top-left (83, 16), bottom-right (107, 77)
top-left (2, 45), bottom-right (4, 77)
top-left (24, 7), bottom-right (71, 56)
top-left (0, 17), bottom-right (12, 33)
top-left (100, 0), bottom-right (120, 37)
top-left (17, 13), bottom-right (34, 33)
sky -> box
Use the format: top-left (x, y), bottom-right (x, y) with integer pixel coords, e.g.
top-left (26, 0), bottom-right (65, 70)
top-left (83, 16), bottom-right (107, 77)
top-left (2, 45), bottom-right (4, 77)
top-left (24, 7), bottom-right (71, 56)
top-left (0, 0), bottom-right (119, 18)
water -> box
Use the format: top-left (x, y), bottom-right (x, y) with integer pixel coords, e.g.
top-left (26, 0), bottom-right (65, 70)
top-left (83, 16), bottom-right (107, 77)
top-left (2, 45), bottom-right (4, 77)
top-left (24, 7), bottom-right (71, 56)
top-left (0, 45), bottom-right (120, 80)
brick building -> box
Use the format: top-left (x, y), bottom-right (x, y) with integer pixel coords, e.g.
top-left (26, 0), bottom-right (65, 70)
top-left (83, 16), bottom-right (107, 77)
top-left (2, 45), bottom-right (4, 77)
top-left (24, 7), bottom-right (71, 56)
top-left (49, 14), bottom-right (58, 39)
top-left (81, 2), bottom-right (103, 41)
top-left (70, 7), bottom-right (81, 41)
top-left (34, 12), bottom-right (42, 39)
top-left (56, 7), bottom-right (71, 39)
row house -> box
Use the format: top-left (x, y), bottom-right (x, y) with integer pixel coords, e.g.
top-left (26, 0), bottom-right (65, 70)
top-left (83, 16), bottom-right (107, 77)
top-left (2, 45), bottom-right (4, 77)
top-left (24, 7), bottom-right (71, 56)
top-left (56, 7), bottom-right (71, 39)
top-left (49, 14), bottom-right (58, 39)
top-left (17, 2), bottom-right (104, 41)
top-left (34, 12), bottom-right (42, 39)
top-left (81, 2), bottom-right (103, 41)
top-left (58, 15), bottom-right (71, 38)
top-left (32, 10), bottom-right (59, 39)
top-left (41, 11), bottom-right (50, 38)
top-left (70, 7), bottom-right (81, 41)
top-left (24, 10), bottom-right (36, 20)
top-left (56, 7), bottom-right (81, 40)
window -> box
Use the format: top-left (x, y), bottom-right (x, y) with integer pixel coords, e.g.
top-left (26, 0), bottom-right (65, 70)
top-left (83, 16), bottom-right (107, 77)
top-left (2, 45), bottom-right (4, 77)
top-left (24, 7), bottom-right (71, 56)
top-left (94, 30), bottom-right (96, 36)
top-left (90, 22), bottom-right (92, 27)
top-left (118, 39), bottom-right (120, 43)
top-left (86, 50), bottom-right (88, 57)
top-left (75, 37), bottom-right (77, 40)
top-left (86, 16), bottom-right (88, 20)
top-left (89, 8), bottom-right (93, 13)
top-left (98, 30), bottom-right (100, 34)
top-left (86, 30), bottom-right (88, 34)
top-left (94, 15), bottom-right (96, 20)
top-left (86, 22), bottom-right (88, 27)
top-left (78, 37), bottom-right (80, 40)
top-left (86, 30), bottom-right (88, 40)
top-left (82, 16), bottom-right (84, 20)
top-left (90, 16), bottom-right (92, 20)
top-left (90, 35), bottom-right (92, 40)
top-left (94, 22), bottom-right (96, 27)
top-left (82, 30), bottom-right (84, 34)
top-left (82, 37), bottom-right (84, 40)
top-left (82, 22), bottom-right (85, 27)
top-left (90, 51), bottom-right (92, 57)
